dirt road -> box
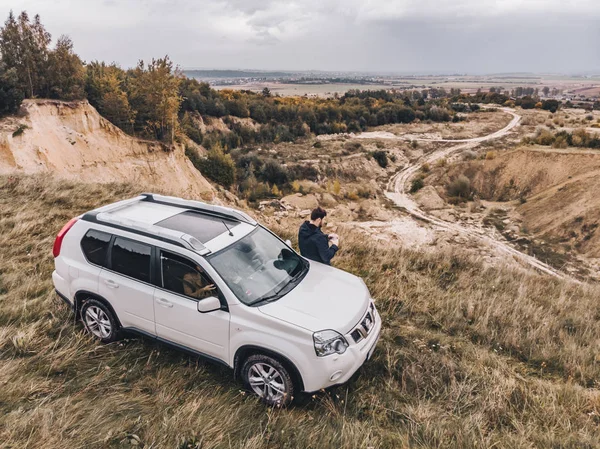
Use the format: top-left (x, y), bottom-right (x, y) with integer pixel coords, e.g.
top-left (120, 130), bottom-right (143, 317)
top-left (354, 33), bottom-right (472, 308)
top-left (384, 108), bottom-right (572, 280)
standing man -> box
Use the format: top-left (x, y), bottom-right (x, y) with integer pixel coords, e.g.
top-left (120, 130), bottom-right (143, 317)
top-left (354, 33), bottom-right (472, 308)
top-left (298, 207), bottom-right (339, 265)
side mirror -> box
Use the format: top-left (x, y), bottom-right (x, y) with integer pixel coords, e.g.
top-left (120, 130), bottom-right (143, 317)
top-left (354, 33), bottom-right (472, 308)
top-left (197, 296), bottom-right (221, 313)
top-left (285, 239), bottom-right (292, 247)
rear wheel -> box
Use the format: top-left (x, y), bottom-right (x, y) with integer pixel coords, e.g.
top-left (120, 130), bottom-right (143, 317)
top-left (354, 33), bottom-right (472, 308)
top-left (241, 354), bottom-right (295, 407)
top-left (80, 299), bottom-right (120, 343)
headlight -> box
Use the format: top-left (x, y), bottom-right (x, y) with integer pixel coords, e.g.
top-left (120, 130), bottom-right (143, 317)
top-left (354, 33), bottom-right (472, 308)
top-left (313, 330), bottom-right (349, 357)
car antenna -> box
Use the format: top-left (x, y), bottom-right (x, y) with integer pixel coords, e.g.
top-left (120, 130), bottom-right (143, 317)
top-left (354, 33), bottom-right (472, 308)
top-left (222, 220), bottom-right (234, 236)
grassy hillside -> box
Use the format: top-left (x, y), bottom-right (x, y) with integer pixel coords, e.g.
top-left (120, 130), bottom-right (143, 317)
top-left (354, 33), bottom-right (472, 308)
top-left (1, 175), bottom-right (600, 448)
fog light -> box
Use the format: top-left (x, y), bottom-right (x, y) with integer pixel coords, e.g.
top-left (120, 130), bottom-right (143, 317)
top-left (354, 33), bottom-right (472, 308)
top-left (329, 370), bottom-right (343, 382)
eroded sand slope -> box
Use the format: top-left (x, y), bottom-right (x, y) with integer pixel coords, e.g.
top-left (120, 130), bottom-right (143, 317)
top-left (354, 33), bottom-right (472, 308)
top-left (0, 99), bottom-right (213, 197)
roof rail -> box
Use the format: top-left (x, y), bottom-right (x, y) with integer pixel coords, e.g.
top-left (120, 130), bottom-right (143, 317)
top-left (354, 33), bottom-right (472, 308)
top-left (82, 210), bottom-right (210, 255)
top-left (140, 193), bottom-right (257, 225)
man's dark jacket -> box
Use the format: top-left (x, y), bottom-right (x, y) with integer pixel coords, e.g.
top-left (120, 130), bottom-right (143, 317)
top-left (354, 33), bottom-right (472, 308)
top-left (298, 221), bottom-right (338, 265)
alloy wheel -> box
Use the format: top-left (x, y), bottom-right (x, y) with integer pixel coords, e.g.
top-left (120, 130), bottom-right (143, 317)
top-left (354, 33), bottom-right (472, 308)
top-left (84, 306), bottom-right (112, 339)
top-left (248, 362), bottom-right (288, 403)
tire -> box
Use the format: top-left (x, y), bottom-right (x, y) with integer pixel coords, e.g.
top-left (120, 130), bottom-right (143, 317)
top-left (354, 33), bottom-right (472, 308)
top-left (241, 354), bottom-right (295, 407)
top-left (80, 299), bottom-right (120, 343)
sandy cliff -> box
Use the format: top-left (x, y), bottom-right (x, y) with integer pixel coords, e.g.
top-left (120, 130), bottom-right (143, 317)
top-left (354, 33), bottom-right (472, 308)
top-left (0, 99), bottom-right (213, 197)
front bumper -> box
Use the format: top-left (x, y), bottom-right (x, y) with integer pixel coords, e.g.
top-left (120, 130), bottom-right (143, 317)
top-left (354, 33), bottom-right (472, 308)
top-left (302, 306), bottom-right (382, 392)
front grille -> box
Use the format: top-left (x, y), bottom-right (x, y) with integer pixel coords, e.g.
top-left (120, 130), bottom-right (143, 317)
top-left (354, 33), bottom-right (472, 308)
top-left (351, 310), bottom-right (374, 343)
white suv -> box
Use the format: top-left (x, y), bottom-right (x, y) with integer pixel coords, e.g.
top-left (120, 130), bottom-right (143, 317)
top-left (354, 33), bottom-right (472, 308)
top-left (52, 193), bottom-right (381, 406)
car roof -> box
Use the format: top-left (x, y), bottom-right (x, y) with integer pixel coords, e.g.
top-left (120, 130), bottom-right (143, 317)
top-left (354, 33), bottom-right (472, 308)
top-left (80, 193), bottom-right (257, 255)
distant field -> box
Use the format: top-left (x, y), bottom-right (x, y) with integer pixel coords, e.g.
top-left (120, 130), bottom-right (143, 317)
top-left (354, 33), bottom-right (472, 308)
top-left (214, 82), bottom-right (402, 97)
top-left (213, 75), bottom-right (600, 97)
top-left (572, 86), bottom-right (600, 97)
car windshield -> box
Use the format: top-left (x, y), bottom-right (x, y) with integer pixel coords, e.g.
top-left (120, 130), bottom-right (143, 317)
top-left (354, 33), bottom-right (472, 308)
top-left (207, 227), bottom-right (308, 306)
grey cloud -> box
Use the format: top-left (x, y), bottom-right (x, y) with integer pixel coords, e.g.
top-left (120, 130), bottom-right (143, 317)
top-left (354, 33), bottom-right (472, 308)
top-left (220, 0), bottom-right (278, 15)
top-left (1, 0), bottom-right (598, 72)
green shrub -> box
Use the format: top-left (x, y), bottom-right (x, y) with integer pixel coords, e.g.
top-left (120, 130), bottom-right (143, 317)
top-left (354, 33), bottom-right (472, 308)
top-left (371, 150), bottom-right (388, 168)
top-left (357, 186), bottom-right (374, 199)
top-left (185, 145), bottom-right (203, 169)
top-left (542, 100), bottom-right (559, 113)
top-left (344, 141), bottom-right (363, 152)
top-left (288, 164), bottom-right (319, 182)
top-left (427, 106), bottom-right (452, 122)
top-left (410, 177), bottom-right (425, 193)
top-left (447, 175), bottom-right (471, 198)
top-left (12, 124), bottom-right (28, 137)
top-left (258, 159), bottom-right (288, 186)
top-left (194, 144), bottom-right (235, 188)
top-left (183, 124), bottom-right (203, 144)
top-left (247, 182), bottom-right (272, 202)
top-left (552, 136), bottom-right (569, 149)
top-left (534, 129), bottom-right (556, 146)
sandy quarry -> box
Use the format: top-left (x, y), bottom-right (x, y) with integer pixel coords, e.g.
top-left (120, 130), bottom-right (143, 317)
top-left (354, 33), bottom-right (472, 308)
top-left (0, 100), bottom-right (214, 198)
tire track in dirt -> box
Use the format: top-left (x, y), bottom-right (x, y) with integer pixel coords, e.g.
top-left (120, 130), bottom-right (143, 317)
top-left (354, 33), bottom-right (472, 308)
top-left (383, 108), bottom-right (573, 281)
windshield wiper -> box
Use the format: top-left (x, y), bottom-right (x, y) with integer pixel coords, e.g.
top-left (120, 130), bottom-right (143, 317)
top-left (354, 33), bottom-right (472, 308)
top-left (249, 269), bottom-right (305, 306)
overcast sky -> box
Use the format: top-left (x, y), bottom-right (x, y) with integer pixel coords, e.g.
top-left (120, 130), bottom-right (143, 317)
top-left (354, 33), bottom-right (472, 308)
top-left (1, 0), bottom-right (599, 74)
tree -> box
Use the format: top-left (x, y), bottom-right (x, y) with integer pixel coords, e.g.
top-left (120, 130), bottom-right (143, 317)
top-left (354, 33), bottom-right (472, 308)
top-left (0, 61), bottom-right (24, 116)
top-left (85, 61), bottom-right (134, 131)
top-left (0, 11), bottom-right (51, 98)
top-left (44, 35), bottom-right (85, 100)
top-left (127, 56), bottom-right (182, 141)
top-left (519, 96), bottom-right (537, 109)
top-left (541, 99), bottom-right (559, 113)
top-left (101, 88), bottom-right (135, 131)
top-left (542, 86), bottom-right (550, 97)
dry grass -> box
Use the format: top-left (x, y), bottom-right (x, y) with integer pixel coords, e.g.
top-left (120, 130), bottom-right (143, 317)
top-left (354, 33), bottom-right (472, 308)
top-left (1, 175), bottom-right (600, 448)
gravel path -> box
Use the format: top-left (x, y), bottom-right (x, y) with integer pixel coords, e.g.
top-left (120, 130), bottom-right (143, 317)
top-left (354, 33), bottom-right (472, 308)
top-left (383, 108), bottom-right (573, 281)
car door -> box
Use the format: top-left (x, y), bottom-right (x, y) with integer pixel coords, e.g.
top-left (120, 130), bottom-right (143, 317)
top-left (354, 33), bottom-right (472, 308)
top-left (154, 250), bottom-right (230, 362)
top-left (99, 236), bottom-right (156, 335)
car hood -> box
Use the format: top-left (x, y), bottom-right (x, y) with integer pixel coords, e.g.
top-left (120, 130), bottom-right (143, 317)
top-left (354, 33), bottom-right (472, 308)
top-left (258, 260), bottom-right (370, 333)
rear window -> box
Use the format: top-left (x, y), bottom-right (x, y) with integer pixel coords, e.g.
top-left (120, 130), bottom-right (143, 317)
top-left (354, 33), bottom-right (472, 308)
top-left (81, 230), bottom-right (111, 266)
top-left (156, 211), bottom-right (239, 243)
top-left (111, 237), bottom-right (152, 283)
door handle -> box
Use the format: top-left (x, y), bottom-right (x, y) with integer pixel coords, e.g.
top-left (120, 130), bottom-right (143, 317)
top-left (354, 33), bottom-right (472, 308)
top-left (104, 279), bottom-right (119, 289)
top-left (156, 298), bottom-right (173, 308)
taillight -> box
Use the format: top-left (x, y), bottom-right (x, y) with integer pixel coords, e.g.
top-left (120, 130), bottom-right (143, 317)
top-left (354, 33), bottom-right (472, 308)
top-left (52, 217), bottom-right (79, 258)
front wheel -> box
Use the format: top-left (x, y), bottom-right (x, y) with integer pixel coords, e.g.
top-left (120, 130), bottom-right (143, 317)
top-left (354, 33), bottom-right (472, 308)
top-left (241, 354), bottom-right (295, 406)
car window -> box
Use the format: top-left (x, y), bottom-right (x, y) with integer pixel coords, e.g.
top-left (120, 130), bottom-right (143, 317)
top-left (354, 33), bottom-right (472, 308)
top-left (161, 251), bottom-right (217, 300)
top-left (111, 237), bottom-right (152, 283)
top-left (81, 229), bottom-right (111, 266)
